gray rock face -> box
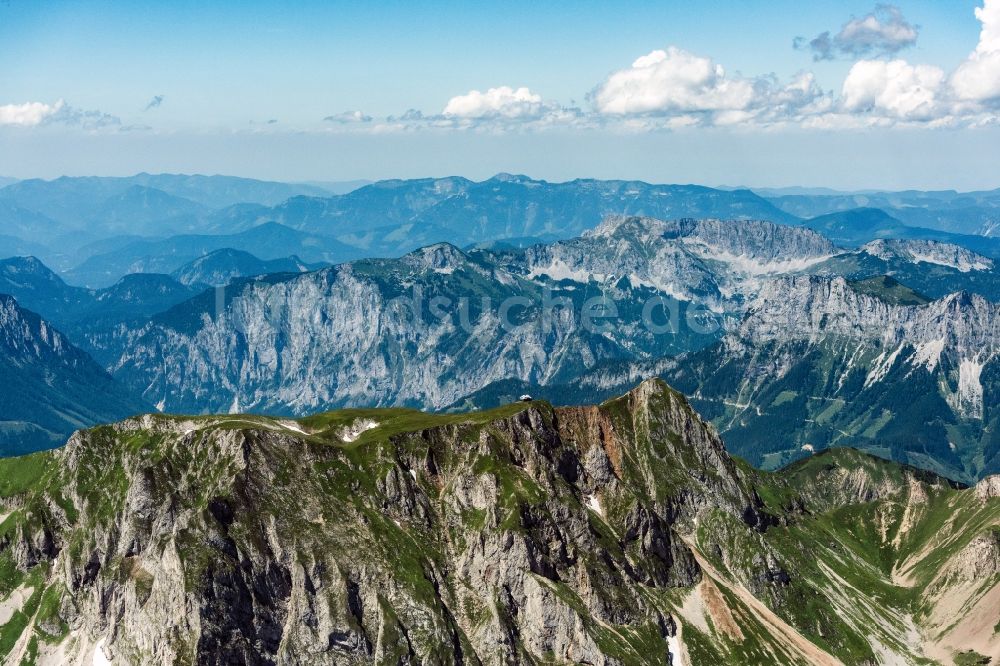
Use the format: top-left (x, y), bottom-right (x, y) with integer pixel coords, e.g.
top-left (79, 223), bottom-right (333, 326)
top-left (735, 276), bottom-right (1000, 423)
top-left (741, 275), bottom-right (1000, 355)
top-left (0, 380), bottom-right (760, 664)
top-left (108, 216), bottom-right (838, 416)
top-left (0, 294), bottom-right (147, 453)
top-left (860, 239), bottom-right (994, 273)
top-left (514, 215), bottom-right (834, 306)
top-left (1, 380), bottom-right (996, 664)
top-left (662, 273), bottom-right (1000, 481)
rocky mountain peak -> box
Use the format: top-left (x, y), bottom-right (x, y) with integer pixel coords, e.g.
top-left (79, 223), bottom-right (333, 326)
top-left (490, 172), bottom-right (535, 184)
top-left (584, 214), bottom-right (692, 240)
top-left (0, 380), bottom-right (995, 664)
top-left (975, 474), bottom-right (1000, 500)
top-left (0, 294), bottom-right (73, 361)
top-left (684, 218), bottom-right (835, 265)
top-left (401, 242), bottom-right (469, 272)
top-left (0, 255), bottom-right (66, 286)
top-left (860, 238), bottom-right (994, 272)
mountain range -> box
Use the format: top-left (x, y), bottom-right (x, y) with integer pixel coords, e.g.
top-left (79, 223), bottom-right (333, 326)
top-left (3, 213), bottom-right (1000, 481)
top-left (97, 216), bottom-right (839, 417)
top-left (2, 171), bottom-right (1000, 663)
top-left (668, 276), bottom-right (1000, 483)
top-left (0, 380), bottom-right (995, 663)
top-left (4, 174), bottom-right (1000, 292)
top-left (64, 223), bottom-right (357, 288)
top-left (0, 294), bottom-right (147, 455)
top-left (769, 188), bottom-right (1000, 236)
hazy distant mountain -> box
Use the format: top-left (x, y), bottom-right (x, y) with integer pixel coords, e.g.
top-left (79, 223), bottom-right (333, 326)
top-left (0, 176), bottom-right (17, 189)
top-left (80, 184), bottom-right (209, 234)
top-left (0, 174), bottom-right (335, 244)
top-left (768, 188), bottom-right (1000, 236)
top-left (125, 173), bottom-right (333, 207)
top-left (801, 207), bottom-right (911, 245)
top-left (0, 294), bottom-right (147, 454)
top-left (171, 248), bottom-right (325, 287)
top-left (802, 207), bottom-right (1000, 256)
top-left (0, 256), bottom-right (199, 322)
top-left (64, 222), bottom-right (361, 287)
top-left (0, 173), bottom-right (329, 219)
top-left (296, 178), bottom-right (372, 194)
top-left (0, 200), bottom-right (65, 241)
top-left (748, 185), bottom-right (864, 196)
top-left (0, 256), bottom-right (202, 363)
top-left (0, 234), bottom-right (50, 258)
top-left (204, 174), bottom-right (801, 253)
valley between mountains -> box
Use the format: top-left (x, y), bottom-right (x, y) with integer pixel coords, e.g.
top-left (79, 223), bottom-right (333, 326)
top-left (0, 380), bottom-right (996, 665)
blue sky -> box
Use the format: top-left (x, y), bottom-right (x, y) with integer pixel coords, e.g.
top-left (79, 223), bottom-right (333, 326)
top-left (1, 1), bottom-right (998, 189)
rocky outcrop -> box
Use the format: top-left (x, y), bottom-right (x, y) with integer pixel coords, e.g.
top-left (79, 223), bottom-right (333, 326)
top-left (107, 216), bottom-right (843, 417)
top-left (0, 380), bottom-right (754, 664)
top-left (860, 239), bottom-right (994, 273)
top-left (740, 276), bottom-right (1000, 351)
top-left (0, 379), bottom-right (996, 664)
top-left (739, 276), bottom-right (1000, 420)
top-left (975, 475), bottom-right (1000, 500)
top-left (663, 274), bottom-right (1000, 481)
top-left (0, 295), bottom-right (147, 454)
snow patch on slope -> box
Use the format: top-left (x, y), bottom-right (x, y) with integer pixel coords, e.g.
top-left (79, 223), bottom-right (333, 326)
top-left (92, 639), bottom-right (112, 666)
top-left (686, 244), bottom-right (833, 275)
top-left (908, 251), bottom-right (991, 273)
top-left (862, 239), bottom-right (993, 273)
top-left (278, 420), bottom-right (309, 436)
top-left (666, 634), bottom-right (685, 666)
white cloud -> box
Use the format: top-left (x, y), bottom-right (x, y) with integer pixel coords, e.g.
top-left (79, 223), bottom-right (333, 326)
top-left (831, 0), bottom-right (1000, 125)
top-left (0, 100), bottom-right (121, 129)
top-left (591, 47), bottom-right (757, 115)
top-left (797, 5), bottom-right (919, 61)
top-left (443, 86), bottom-right (550, 120)
top-left (325, 2), bottom-right (1000, 134)
top-left (951, 0), bottom-right (1000, 104)
top-left (324, 110), bottom-right (373, 123)
top-left (590, 47), bottom-right (832, 127)
top-left (842, 59), bottom-right (945, 120)
top-left (0, 100), bottom-right (64, 126)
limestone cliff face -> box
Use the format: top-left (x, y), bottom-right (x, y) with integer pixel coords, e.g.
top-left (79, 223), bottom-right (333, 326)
top-left (0, 380), bottom-right (997, 665)
top-left (662, 274), bottom-right (1000, 481)
top-left (107, 216), bottom-right (837, 418)
top-left (860, 239), bottom-right (994, 273)
top-left (741, 275), bottom-right (1000, 353)
top-left (732, 275), bottom-right (1000, 420)
top-left (0, 381), bottom-right (746, 664)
